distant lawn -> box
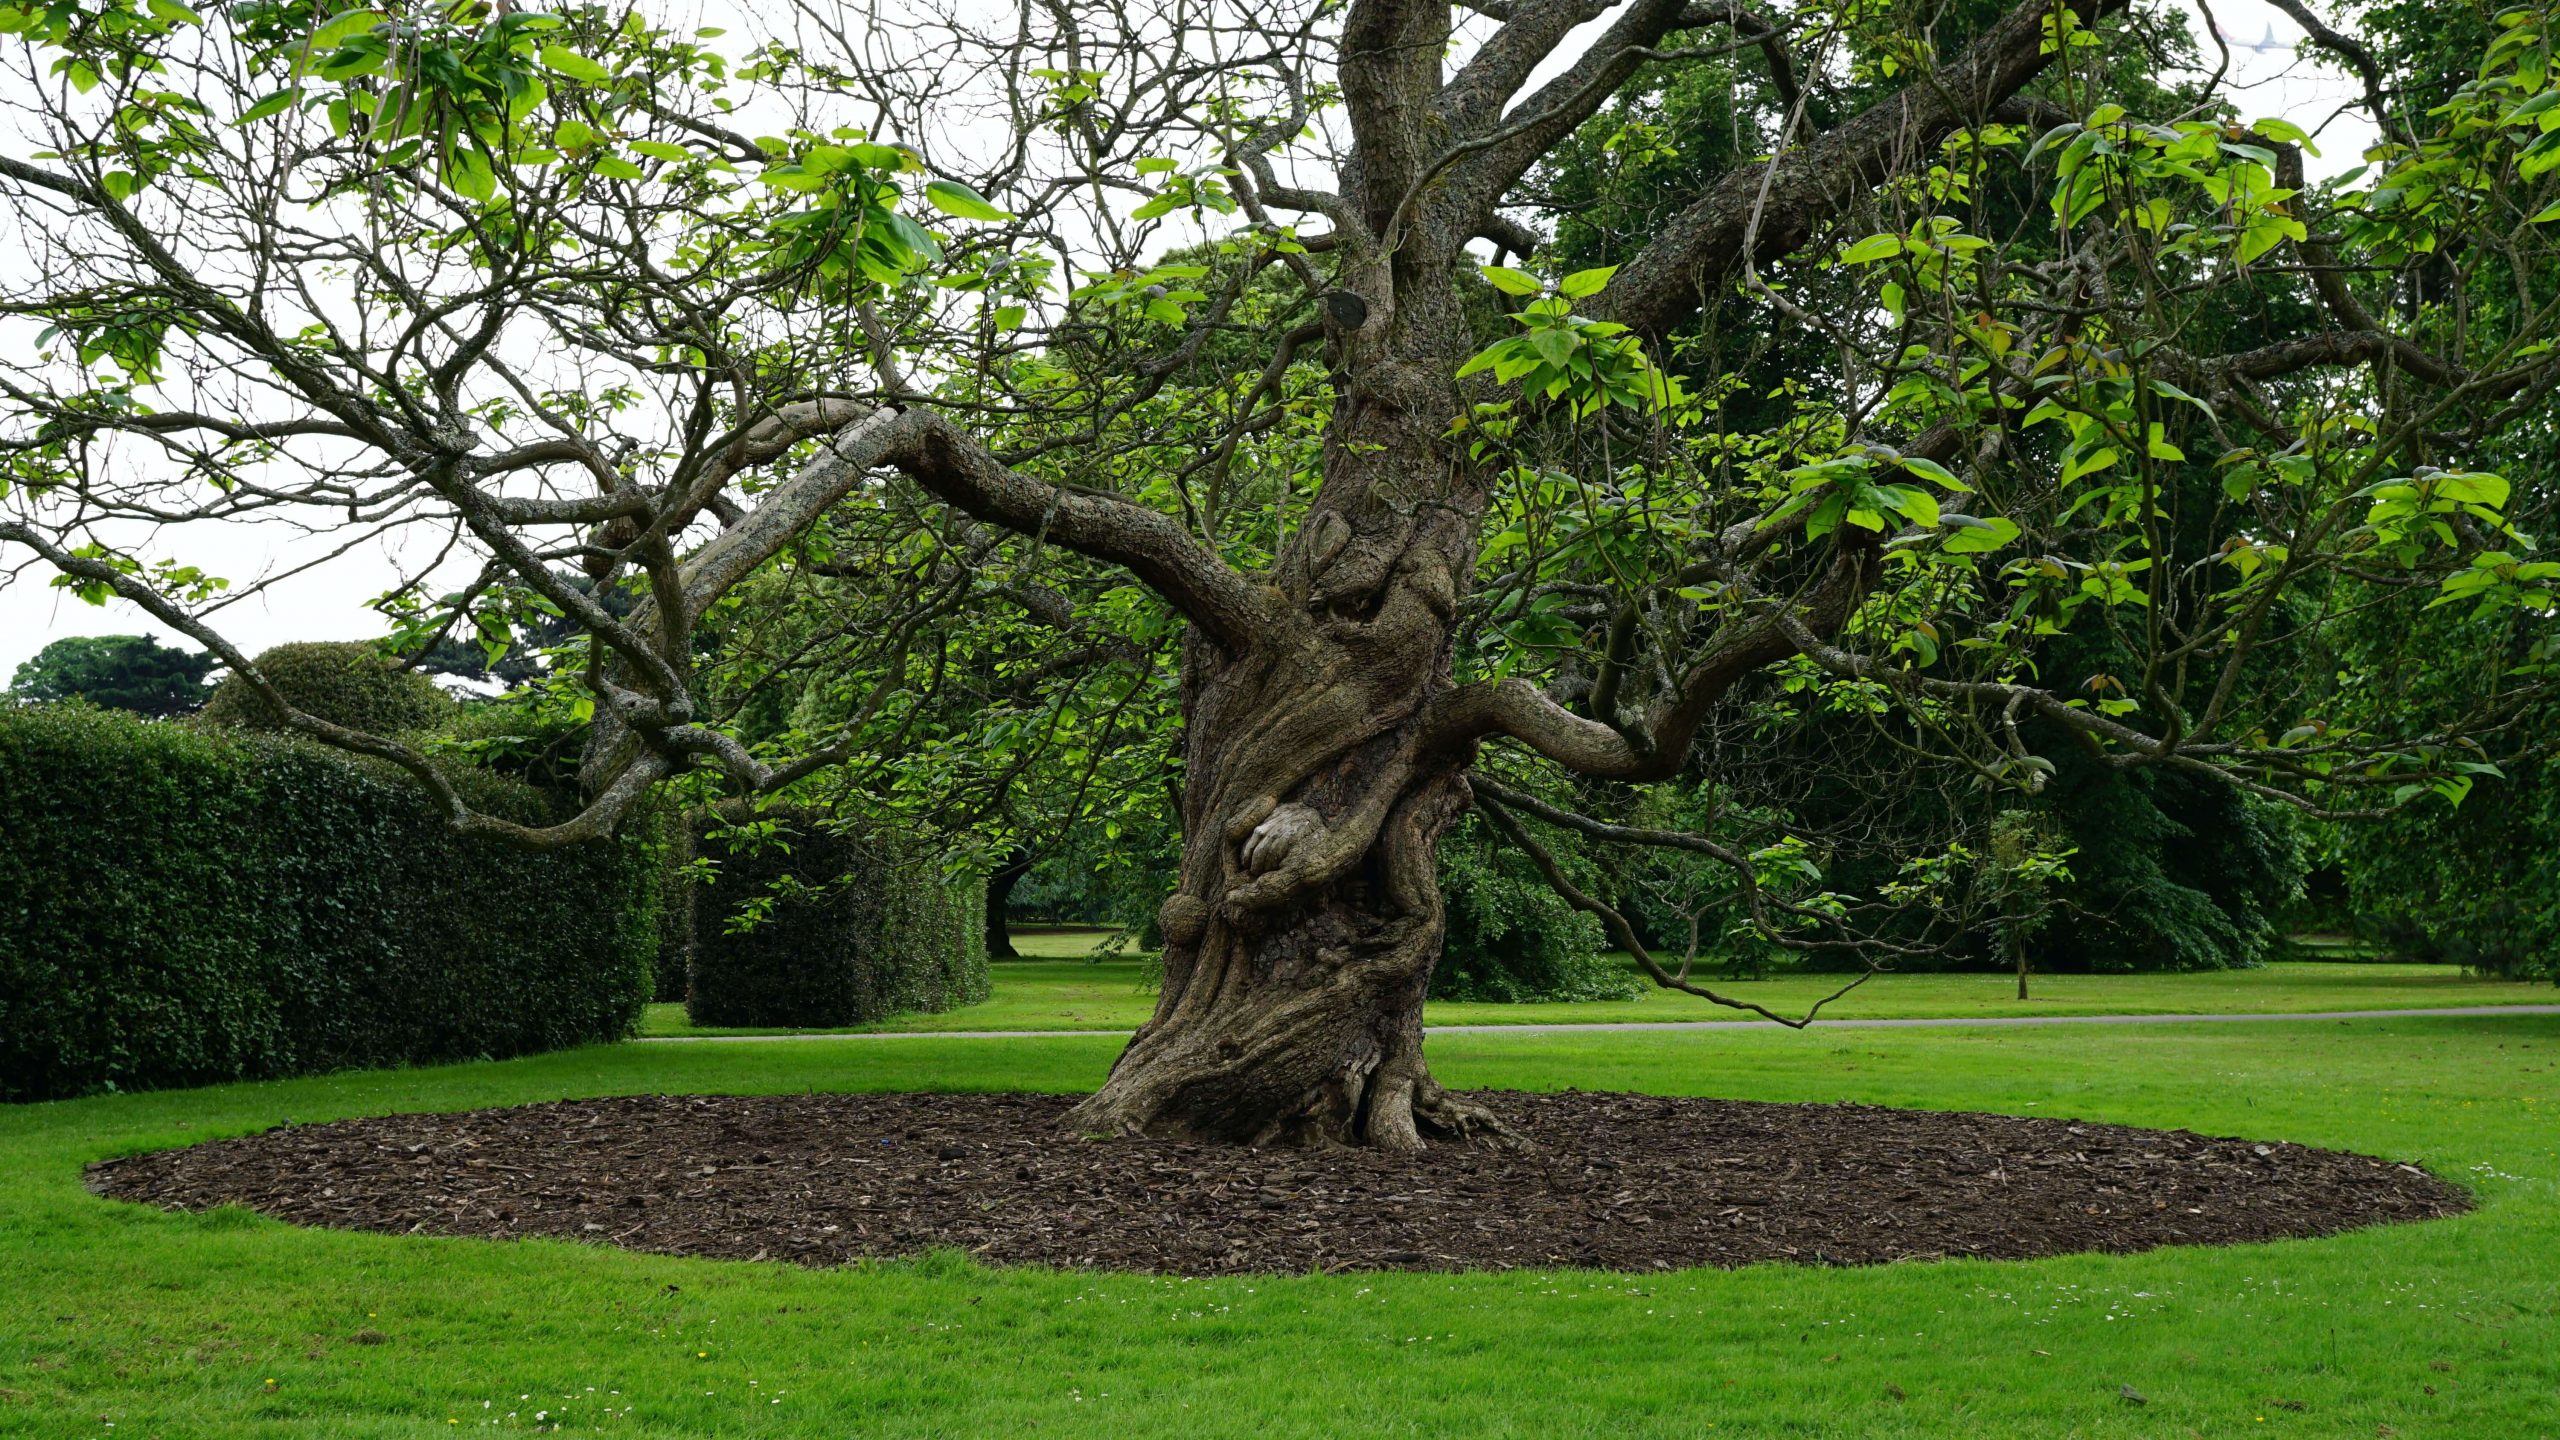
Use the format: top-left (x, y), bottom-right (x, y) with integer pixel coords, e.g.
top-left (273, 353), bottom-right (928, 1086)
top-left (7, 1016), bottom-right (2557, 1436)
top-left (641, 929), bottom-right (2556, 1037)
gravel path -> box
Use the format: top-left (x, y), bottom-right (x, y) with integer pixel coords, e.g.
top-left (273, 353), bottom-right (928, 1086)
top-left (637, 1001), bottom-right (2560, 1043)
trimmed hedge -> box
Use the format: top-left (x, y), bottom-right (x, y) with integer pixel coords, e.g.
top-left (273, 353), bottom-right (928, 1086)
top-left (653, 813), bottom-right (696, 1003)
top-left (201, 640), bottom-right (454, 734)
top-left (0, 703), bottom-right (655, 1102)
top-left (685, 813), bottom-right (989, 1028)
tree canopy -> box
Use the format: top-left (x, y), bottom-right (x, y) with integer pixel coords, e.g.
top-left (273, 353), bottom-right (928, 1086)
top-left (8, 633), bottom-right (216, 717)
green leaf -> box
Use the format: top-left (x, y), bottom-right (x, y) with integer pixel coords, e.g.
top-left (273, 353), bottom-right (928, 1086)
top-left (847, 142), bottom-right (915, 172)
top-left (539, 46), bottom-right (612, 85)
top-left (629, 140), bottom-right (692, 162)
top-left (1455, 340), bottom-right (1518, 379)
top-left (446, 146), bottom-right (497, 202)
top-left (309, 9), bottom-right (386, 51)
top-left (1898, 456), bottom-right (1972, 492)
top-left (591, 155), bottom-right (645, 181)
top-left (924, 179), bottom-right (1011, 221)
top-left (2433, 471), bottom-right (2509, 506)
top-left (877, 211), bottom-right (942, 265)
top-left (2060, 446), bottom-right (2119, 484)
top-left (758, 165), bottom-right (828, 193)
top-left (1882, 483), bottom-right (1939, 528)
top-left (1480, 265), bottom-right (1542, 297)
top-left (991, 304), bottom-right (1027, 331)
top-left (235, 87), bottom-right (301, 125)
top-left (2235, 214), bottom-right (2307, 265)
top-left (2148, 378), bottom-right (2215, 415)
top-left (315, 42), bottom-right (386, 80)
top-left (1557, 266), bottom-right (1616, 299)
top-left (2506, 90), bottom-right (2560, 123)
top-left (1838, 234), bottom-right (1903, 265)
top-left (2023, 121), bottom-right (2083, 165)
top-left (2251, 116), bottom-right (2314, 148)
top-left (1943, 515), bottom-right (2022, 554)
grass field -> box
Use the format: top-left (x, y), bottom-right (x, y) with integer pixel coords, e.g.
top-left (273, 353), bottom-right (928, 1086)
top-left (640, 930), bottom-right (2559, 1036)
top-left (5, 1015), bottom-right (2557, 1436)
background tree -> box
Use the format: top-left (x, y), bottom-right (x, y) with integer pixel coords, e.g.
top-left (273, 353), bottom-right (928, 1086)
top-left (8, 634), bottom-right (215, 717)
top-left (1985, 809), bottom-right (2075, 999)
top-left (3, 0), bottom-right (2555, 1148)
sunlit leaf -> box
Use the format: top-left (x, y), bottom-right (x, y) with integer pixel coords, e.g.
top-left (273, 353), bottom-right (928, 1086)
top-left (924, 179), bottom-right (1011, 221)
top-left (539, 46), bottom-right (612, 85)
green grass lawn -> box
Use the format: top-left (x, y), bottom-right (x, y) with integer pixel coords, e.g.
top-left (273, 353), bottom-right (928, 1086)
top-left (640, 929), bottom-right (2558, 1037)
top-left (5, 1016), bottom-right (2557, 1436)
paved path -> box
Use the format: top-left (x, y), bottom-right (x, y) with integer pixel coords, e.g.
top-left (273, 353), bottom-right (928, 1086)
top-left (637, 1002), bottom-right (2560, 1044)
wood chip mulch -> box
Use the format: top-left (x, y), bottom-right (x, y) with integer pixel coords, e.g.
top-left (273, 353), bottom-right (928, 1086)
top-left (87, 1090), bottom-right (2469, 1275)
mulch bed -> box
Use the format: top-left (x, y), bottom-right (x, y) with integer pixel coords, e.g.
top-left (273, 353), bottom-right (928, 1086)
top-left (88, 1091), bottom-right (2468, 1276)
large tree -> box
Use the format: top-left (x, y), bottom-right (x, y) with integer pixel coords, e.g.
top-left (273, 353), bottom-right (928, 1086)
top-left (8, 633), bottom-right (215, 716)
top-left (3, 0), bottom-right (2555, 1147)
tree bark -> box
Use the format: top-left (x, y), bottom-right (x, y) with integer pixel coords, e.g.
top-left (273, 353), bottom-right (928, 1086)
top-left (1062, 333), bottom-right (1505, 1149)
top-left (985, 846), bottom-right (1033, 959)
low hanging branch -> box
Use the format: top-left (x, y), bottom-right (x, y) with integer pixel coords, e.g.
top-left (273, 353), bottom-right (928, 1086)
top-left (1471, 782), bottom-right (1878, 1029)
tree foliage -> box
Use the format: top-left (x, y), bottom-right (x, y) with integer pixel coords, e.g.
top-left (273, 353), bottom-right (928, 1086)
top-left (7, 633), bottom-right (213, 717)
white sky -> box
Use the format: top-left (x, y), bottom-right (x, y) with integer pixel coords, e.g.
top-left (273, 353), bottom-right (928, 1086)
top-left (0, 0), bottom-right (2374, 681)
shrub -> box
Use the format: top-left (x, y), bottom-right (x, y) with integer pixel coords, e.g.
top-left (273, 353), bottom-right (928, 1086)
top-left (201, 640), bottom-right (453, 734)
top-left (0, 703), bottom-right (655, 1102)
top-left (654, 816), bottom-right (696, 1003)
top-left (1432, 814), bottom-right (1639, 1002)
top-left (685, 812), bottom-right (990, 1027)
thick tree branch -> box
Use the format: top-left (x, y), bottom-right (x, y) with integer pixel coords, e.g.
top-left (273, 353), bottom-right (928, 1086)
top-left (678, 407), bottom-right (1267, 654)
top-left (1598, 0), bottom-right (2130, 339)
top-left (1430, 527), bottom-right (1883, 777)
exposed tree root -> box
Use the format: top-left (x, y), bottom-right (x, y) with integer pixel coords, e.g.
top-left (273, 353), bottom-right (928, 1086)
top-left (1064, 1026), bottom-right (1517, 1152)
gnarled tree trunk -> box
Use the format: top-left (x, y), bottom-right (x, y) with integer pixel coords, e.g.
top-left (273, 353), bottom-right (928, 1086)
top-left (1064, 332), bottom-right (1501, 1149)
